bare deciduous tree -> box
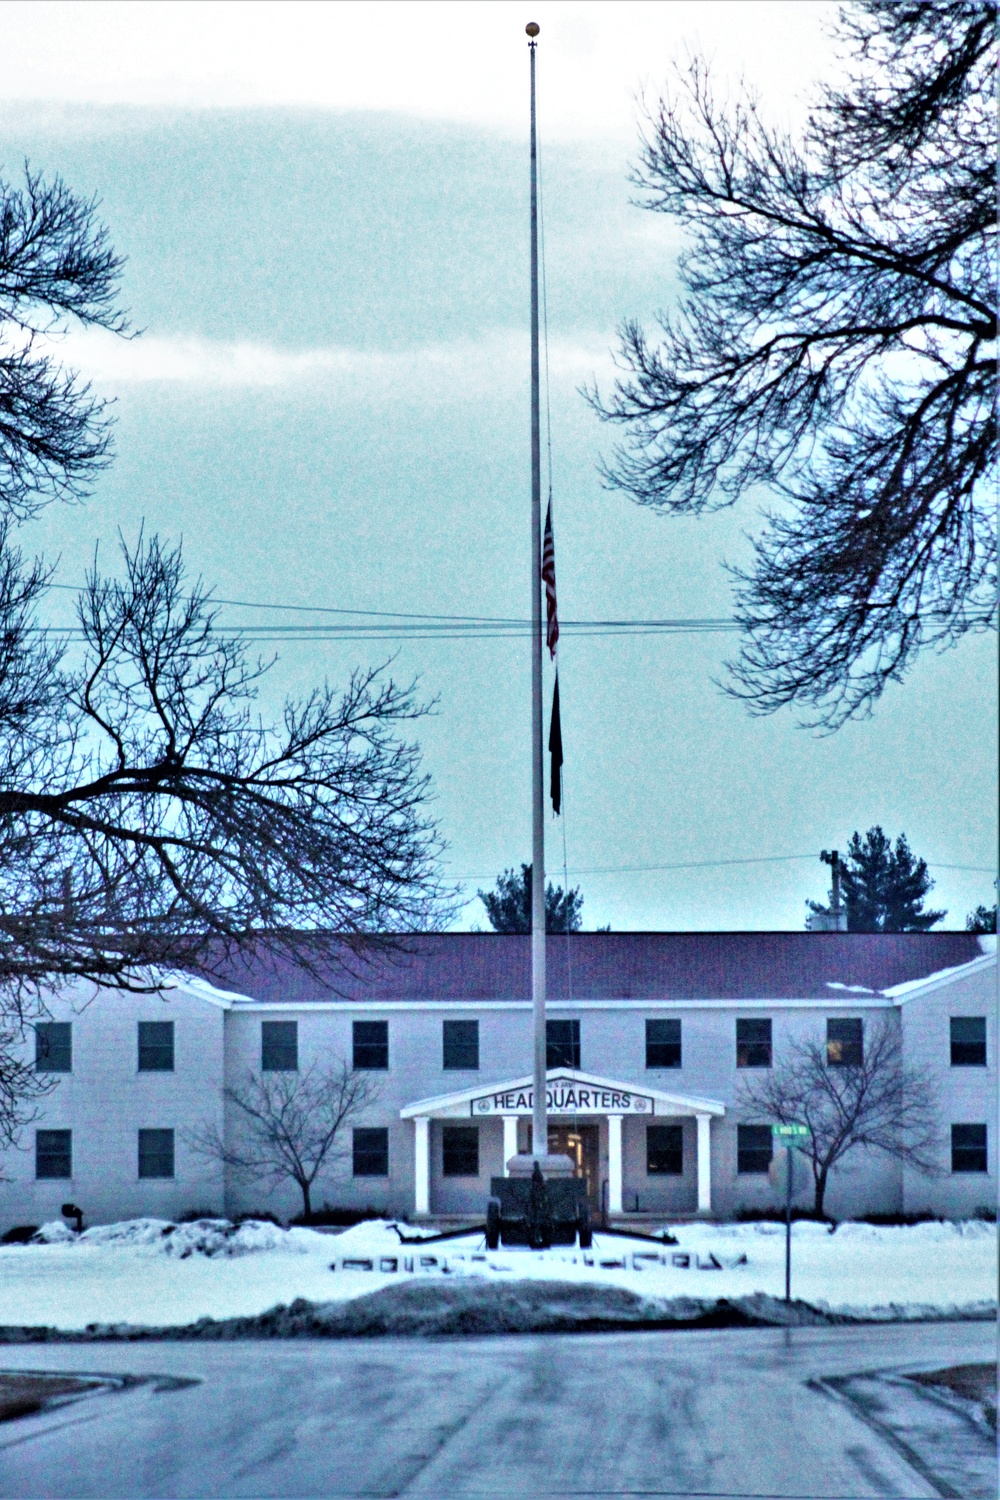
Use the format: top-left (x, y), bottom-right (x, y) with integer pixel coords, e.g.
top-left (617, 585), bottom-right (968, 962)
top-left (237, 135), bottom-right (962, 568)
top-left (737, 1014), bottom-right (940, 1218)
top-left (0, 1009), bottom-right (55, 1162)
top-left (0, 531), bottom-right (449, 994)
top-left (0, 166), bottom-right (129, 518)
top-left (187, 1060), bottom-right (380, 1221)
top-left (589, 1), bottom-right (996, 728)
top-left (0, 165), bottom-right (452, 1145)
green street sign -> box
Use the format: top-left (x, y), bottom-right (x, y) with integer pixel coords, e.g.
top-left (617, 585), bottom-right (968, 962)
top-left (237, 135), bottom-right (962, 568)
top-left (772, 1123), bottom-right (809, 1139)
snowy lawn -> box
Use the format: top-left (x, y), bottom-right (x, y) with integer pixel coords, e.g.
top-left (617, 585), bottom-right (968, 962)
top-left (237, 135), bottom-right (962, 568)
top-left (0, 1216), bottom-right (994, 1332)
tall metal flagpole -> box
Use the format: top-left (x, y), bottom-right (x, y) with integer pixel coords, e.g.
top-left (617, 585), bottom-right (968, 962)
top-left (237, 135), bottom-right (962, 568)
top-left (527, 21), bottom-right (547, 1164)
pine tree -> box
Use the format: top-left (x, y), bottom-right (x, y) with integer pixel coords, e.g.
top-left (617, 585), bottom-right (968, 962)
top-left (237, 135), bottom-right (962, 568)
top-left (838, 827), bottom-right (946, 932)
top-left (477, 865), bottom-right (584, 934)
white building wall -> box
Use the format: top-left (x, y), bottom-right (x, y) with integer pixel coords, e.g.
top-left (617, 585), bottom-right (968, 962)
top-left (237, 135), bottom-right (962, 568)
top-left (899, 957), bottom-right (997, 1218)
top-left (222, 996), bottom-right (920, 1222)
top-left (0, 982), bottom-right (226, 1233)
top-left (4, 948), bottom-right (993, 1232)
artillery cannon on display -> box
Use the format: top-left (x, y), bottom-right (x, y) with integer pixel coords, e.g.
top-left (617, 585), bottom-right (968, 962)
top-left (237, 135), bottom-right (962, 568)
top-left (486, 1156), bottom-right (592, 1249)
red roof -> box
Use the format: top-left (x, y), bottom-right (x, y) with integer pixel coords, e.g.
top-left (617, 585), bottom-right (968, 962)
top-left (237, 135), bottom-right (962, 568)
top-left (204, 931), bottom-right (984, 1004)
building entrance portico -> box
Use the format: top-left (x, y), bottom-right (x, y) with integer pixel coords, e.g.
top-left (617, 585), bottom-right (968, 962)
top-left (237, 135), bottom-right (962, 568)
top-left (527, 1123), bottom-right (600, 1210)
top-left (400, 1068), bottom-right (725, 1220)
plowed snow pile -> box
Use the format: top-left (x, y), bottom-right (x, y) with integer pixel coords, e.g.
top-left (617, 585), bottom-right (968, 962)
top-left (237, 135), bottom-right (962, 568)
top-left (0, 1216), bottom-right (993, 1332)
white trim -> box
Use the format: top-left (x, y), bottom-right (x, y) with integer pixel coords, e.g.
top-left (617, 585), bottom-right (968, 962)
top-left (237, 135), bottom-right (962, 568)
top-left (400, 1068), bottom-right (725, 1121)
top-left (884, 953), bottom-right (997, 1004)
top-left (502, 1115), bottom-right (518, 1172)
top-left (413, 1117), bottom-right (430, 1216)
top-left (221, 997), bottom-right (897, 1012)
top-left (156, 973), bottom-right (251, 1010)
top-left (696, 1114), bottom-right (712, 1214)
top-left (607, 1115), bottom-right (623, 1215)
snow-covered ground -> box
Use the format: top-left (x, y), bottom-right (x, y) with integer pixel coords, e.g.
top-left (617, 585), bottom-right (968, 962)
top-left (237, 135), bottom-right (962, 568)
top-left (0, 1216), bottom-right (994, 1331)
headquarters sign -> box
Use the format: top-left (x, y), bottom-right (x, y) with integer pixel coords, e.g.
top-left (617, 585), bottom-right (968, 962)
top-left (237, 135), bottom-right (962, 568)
top-left (470, 1076), bottom-right (655, 1117)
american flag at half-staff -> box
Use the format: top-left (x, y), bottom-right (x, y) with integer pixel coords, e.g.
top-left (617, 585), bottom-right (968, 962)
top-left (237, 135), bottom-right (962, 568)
top-left (542, 497), bottom-right (559, 658)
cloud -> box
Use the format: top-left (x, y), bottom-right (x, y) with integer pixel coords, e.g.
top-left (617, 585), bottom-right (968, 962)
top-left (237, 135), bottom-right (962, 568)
top-left (60, 327), bottom-right (616, 400)
top-left (1, 1), bottom-right (837, 141)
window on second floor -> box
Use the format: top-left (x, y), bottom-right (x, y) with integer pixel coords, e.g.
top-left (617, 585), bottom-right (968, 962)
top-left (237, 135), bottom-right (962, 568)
top-left (261, 1021), bottom-right (298, 1072)
top-left (353, 1020), bottom-right (389, 1070)
top-left (646, 1019), bottom-right (681, 1069)
top-left (138, 1021), bottom-right (174, 1072)
top-left (546, 1019), bottom-right (580, 1069)
top-left (35, 1022), bottom-right (72, 1073)
top-left (736, 1018), bottom-right (771, 1069)
top-left (951, 1016), bottom-right (987, 1067)
top-left (827, 1017), bottom-right (863, 1067)
top-left (443, 1019), bottom-right (479, 1070)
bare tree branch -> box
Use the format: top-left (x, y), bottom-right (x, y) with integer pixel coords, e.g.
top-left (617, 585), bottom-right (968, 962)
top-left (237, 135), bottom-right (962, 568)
top-left (185, 1060), bottom-right (380, 1220)
top-left (0, 165), bottom-right (130, 519)
top-left (736, 1013), bottom-right (942, 1217)
top-left (587, 2), bottom-right (997, 727)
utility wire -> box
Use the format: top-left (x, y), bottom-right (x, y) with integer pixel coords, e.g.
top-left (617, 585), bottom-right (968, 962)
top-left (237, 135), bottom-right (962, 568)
top-left (41, 620), bottom-right (738, 643)
top-left (45, 587), bottom-right (737, 639)
top-left (450, 854), bottom-right (996, 879)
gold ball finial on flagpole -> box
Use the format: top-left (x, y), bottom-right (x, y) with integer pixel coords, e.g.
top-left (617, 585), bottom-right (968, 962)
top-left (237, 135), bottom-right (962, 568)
top-left (525, 22), bottom-right (540, 37)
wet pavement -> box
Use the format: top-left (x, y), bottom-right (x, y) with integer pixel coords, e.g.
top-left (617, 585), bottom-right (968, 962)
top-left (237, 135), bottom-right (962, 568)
top-left (0, 1320), bottom-right (993, 1499)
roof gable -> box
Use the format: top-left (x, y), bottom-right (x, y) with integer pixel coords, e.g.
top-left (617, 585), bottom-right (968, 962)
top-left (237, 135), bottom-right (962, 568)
top-left (400, 1067), bottom-right (725, 1119)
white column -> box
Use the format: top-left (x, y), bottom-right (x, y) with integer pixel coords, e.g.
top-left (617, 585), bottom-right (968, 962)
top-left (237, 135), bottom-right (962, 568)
top-left (502, 1116), bottom-right (518, 1174)
top-left (414, 1117), bottom-right (430, 1216)
top-left (696, 1113), bottom-right (712, 1215)
top-left (607, 1114), bottom-right (623, 1216)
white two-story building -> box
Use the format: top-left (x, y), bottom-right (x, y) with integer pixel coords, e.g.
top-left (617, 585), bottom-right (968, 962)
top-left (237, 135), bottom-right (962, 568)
top-left (2, 932), bottom-right (995, 1230)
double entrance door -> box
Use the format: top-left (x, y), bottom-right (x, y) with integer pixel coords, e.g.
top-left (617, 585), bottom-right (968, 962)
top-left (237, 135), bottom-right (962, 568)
top-left (527, 1123), bottom-right (601, 1210)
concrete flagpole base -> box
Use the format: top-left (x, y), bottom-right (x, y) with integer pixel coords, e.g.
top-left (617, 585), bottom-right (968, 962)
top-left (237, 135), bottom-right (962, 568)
top-left (506, 1152), bottom-right (576, 1178)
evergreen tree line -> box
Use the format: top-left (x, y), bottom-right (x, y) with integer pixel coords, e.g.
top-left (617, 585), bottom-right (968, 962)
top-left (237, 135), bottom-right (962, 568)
top-left (479, 829), bottom-right (997, 933)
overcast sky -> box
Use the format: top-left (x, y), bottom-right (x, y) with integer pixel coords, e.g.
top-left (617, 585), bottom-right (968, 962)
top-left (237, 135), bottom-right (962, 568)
top-left (2, 1), bottom-right (996, 931)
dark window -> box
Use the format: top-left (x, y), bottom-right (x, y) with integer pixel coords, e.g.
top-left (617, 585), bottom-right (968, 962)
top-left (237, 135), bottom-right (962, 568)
top-left (353, 1021), bottom-right (389, 1070)
top-left (951, 1123), bottom-right (987, 1174)
top-left (138, 1128), bottom-right (175, 1179)
top-left (546, 1019), bottom-right (580, 1069)
top-left (138, 1021), bottom-right (174, 1072)
top-left (827, 1018), bottom-right (863, 1067)
top-left (36, 1129), bottom-right (72, 1179)
top-left (35, 1022), bottom-right (72, 1073)
top-left (951, 1017), bottom-right (987, 1067)
top-left (737, 1125), bottom-right (773, 1174)
top-left (442, 1126), bottom-right (480, 1177)
top-left (646, 1124), bottom-right (683, 1175)
top-left (443, 1020), bottom-right (479, 1070)
top-left (646, 1019), bottom-right (681, 1069)
top-left (261, 1021), bottom-right (298, 1071)
top-left (736, 1018), bottom-right (771, 1068)
top-left (353, 1127), bottom-right (389, 1176)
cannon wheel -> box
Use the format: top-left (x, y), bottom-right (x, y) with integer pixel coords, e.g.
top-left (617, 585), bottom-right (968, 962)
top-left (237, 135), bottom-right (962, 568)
top-left (486, 1197), bottom-right (501, 1250)
top-left (577, 1197), bottom-right (592, 1250)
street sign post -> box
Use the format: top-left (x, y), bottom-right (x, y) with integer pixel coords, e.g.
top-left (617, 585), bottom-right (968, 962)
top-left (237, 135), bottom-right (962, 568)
top-left (772, 1124), bottom-right (810, 1301)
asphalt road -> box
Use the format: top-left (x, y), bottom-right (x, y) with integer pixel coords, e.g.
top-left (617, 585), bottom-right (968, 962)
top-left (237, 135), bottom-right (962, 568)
top-left (0, 1322), bottom-right (993, 1500)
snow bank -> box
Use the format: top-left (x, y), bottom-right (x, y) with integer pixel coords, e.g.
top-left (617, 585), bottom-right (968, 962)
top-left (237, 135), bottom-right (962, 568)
top-left (0, 1217), bottom-right (994, 1333)
top-left (31, 1218), bottom-right (325, 1258)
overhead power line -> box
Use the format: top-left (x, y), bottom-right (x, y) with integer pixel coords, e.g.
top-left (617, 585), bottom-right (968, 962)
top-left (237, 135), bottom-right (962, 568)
top-left (43, 618), bottom-right (738, 644)
top-left (45, 582), bottom-right (737, 641)
top-left (450, 854), bottom-right (997, 881)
